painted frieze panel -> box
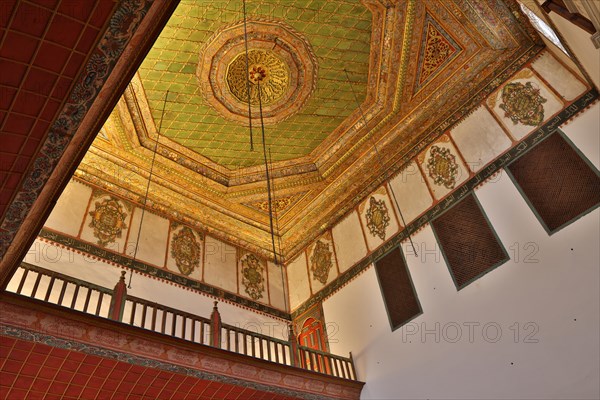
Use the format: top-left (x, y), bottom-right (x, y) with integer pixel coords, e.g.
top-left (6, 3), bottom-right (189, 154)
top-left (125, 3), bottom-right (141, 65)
top-left (125, 208), bottom-right (169, 268)
top-left (286, 252), bottom-right (310, 311)
top-left (166, 222), bottom-right (203, 280)
top-left (238, 252), bottom-right (267, 302)
top-left (307, 232), bottom-right (338, 292)
top-left (44, 180), bottom-right (92, 237)
top-left (488, 68), bottom-right (563, 140)
top-left (81, 190), bottom-right (132, 251)
top-left (388, 161), bottom-right (433, 224)
top-left (204, 235), bottom-right (238, 294)
top-left (450, 106), bottom-right (512, 173)
top-left (418, 135), bottom-right (469, 200)
top-left (332, 211), bottom-right (368, 273)
top-left (358, 186), bottom-right (399, 251)
top-left (531, 50), bottom-right (587, 102)
top-left (267, 261), bottom-right (288, 311)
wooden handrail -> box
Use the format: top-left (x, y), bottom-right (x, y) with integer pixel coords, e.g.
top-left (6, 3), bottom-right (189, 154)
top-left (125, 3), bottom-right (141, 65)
top-left (7, 262), bottom-right (359, 381)
top-left (298, 344), bottom-right (357, 380)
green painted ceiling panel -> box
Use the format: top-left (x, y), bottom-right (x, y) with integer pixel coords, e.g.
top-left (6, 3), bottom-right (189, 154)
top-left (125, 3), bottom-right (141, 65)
top-left (137, 0), bottom-right (371, 168)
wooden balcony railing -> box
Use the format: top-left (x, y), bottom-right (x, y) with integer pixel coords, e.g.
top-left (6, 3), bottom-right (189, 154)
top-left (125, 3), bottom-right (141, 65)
top-left (6, 263), bottom-right (358, 381)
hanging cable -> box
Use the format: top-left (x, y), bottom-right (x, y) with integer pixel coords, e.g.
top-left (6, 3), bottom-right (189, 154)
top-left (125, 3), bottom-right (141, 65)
top-left (242, 0), bottom-right (254, 151)
top-left (269, 148), bottom-right (288, 312)
top-left (256, 81), bottom-right (279, 267)
top-left (343, 69), bottom-right (418, 256)
top-left (128, 90), bottom-right (170, 288)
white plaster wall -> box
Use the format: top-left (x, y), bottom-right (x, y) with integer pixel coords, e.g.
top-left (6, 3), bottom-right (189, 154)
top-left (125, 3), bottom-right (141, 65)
top-left (560, 102), bottom-right (600, 168)
top-left (125, 208), bottom-right (169, 267)
top-left (531, 51), bottom-right (587, 101)
top-left (387, 162), bottom-right (433, 224)
top-left (537, 0), bottom-right (600, 88)
top-left (450, 106), bottom-right (512, 172)
top-left (44, 180), bottom-right (91, 236)
top-left (203, 235), bottom-right (238, 294)
top-left (332, 211), bottom-right (368, 273)
top-left (286, 252), bottom-right (310, 311)
top-left (323, 168), bottom-right (599, 399)
top-left (267, 261), bottom-right (288, 311)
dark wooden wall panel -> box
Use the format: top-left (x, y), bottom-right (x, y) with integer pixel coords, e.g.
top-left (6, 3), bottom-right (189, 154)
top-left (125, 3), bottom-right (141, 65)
top-left (508, 132), bottom-right (600, 233)
top-left (431, 194), bottom-right (508, 290)
top-left (374, 247), bottom-right (421, 330)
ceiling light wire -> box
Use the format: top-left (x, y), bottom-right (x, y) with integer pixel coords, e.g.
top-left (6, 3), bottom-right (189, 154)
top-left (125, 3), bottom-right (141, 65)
top-left (256, 81), bottom-right (279, 268)
top-left (343, 69), bottom-right (418, 257)
top-left (128, 90), bottom-right (170, 288)
top-left (242, 0), bottom-right (254, 151)
top-left (242, 1), bottom-right (285, 312)
top-left (269, 148), bottom-right (288, 312)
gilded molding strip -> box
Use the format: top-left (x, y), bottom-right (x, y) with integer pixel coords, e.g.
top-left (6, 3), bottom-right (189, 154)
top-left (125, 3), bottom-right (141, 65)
top-left (36, 229), bottom-right (291, 321)
top-left (292, 88), bottom-right (599, 319)
top-left (0, 325), bottom-right (336, 400)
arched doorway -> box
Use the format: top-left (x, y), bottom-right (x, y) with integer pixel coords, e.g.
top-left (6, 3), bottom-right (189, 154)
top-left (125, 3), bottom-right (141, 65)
top-left (297, 317), bottom-right (329, 373)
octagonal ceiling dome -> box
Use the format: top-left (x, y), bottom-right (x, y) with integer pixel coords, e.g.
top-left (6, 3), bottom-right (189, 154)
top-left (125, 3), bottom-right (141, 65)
top-left (135, 0), bottom-right (372, 169)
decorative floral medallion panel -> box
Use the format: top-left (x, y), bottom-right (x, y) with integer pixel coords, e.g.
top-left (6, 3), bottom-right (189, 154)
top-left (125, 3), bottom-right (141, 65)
top-left (170, 226), bottom-right (202, 276)
top-left (499, 81), bottom-right (547, 126)
top-left (426, 145), bottom-right (459, 189)
top-left (365, 196), bottom-right (390, 241)
top-left (240, 253), bottom-right (266, 300)
top-left (310, 240), bottom-right (333, 285)
top-left (227, 49), bottom-right (290, 105)
top-left (198, 18), bottom-right (317, 125)
top-left (88, 197), bottom-right (128, 246)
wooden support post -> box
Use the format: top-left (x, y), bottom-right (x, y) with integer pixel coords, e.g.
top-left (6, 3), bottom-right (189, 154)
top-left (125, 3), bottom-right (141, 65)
top-left (288, 323), bottom-right (300, 367)
top-left (210, 301), bottom-right (222, 348)
top-left (349, 351), bottom-right (357, 380)
top-left (108, 271), bottom-right (127, 321)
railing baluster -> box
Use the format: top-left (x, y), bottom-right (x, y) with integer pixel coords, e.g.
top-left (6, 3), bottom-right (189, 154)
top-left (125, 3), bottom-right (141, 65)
top-left (151, 307), bottom-right (157, 331)
top-left (130, 301), bottom-right (137, 325)
top-left (171, 312), bottom-right (177, 337)
top-left (30, 272), bottom-right (43, 298)
top-left (333, 357), bottom-right (340, 377)
top-left (191, 319), bottom-right (196, 343)
top-left (141, 303), bottom-right (148, 330)
top-left (57, 281), bottom-right (67, 306)
top-left (95, 292), bottom-right (104, 316)
top-left (344, 359), bottom-right (351, 379)
top-left (83, 288), bottom-right (92, 312)
top-left (282, 344), bottom-right (287, 365)
top-left (161, 309), bottom-right (167, 334)
top-left (226, 328), bottom-right (231, 351)
top-left (70, 285), bottom-right (80, 309)
top-left (259, 337), bottom-right (264, 360)
top-left (200, 320), bottom-right (205, 344)
top-left (181, 317), bottom-right (186, 340)
top-left (44, 276), bottom-right (56, 302)
top-left (349, 352), bottom-right (357, 380)
top-left (16, 268), bottom-right (29, 294)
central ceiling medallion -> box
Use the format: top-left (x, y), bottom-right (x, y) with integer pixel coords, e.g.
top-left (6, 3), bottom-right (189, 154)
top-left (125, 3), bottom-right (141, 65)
top-left (226, 49), bottom-right (289, 105)
top-left (198, 19), bottom-right (317, 125)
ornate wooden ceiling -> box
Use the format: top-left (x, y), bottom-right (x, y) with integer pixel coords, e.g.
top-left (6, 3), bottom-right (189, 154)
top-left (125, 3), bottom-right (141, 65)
top-left (73, 0), bottom-right (544, 262)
